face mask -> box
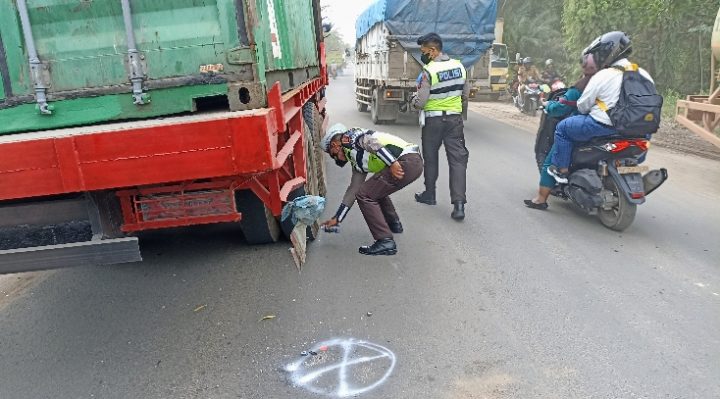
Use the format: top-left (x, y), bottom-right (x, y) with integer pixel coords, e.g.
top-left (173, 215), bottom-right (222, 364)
top-left (421, 53), bottom-right (432, 64)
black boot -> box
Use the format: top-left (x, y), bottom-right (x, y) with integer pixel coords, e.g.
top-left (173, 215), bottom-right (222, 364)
top-left (415, 191), bottom-right (436, 205)
top-left (359, 238), bottom-right (397, 256)
top-left (451, 201), bottom-right (465, 221)
top-left (388, 220), bottom-right (403, 234)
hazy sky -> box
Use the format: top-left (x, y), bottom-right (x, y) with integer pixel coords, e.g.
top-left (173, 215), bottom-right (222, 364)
top-left (320, 0), bottom-right (377, 45)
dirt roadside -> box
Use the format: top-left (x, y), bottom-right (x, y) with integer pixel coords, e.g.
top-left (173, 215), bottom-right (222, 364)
top-left (468, 101), bottom-right (720, 162)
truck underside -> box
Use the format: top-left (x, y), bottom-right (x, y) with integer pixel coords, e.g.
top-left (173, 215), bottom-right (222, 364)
top-left (0, 78), bottom-right (329, 273)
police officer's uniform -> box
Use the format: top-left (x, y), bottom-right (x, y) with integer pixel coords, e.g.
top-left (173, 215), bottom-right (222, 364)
top-left (413, 53), bottom-right (470, 217)
top-left (328, 128), bottom-right (423, 255)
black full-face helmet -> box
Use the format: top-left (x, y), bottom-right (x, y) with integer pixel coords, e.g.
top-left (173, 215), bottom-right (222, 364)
top-left (583, 31), bottom-right (632, 69)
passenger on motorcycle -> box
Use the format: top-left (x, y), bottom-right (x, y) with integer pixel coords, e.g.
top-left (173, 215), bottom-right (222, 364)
top-left (547, 32), bottom-right (655, 184)
top-left (524, 54), bottom-right (598, 210)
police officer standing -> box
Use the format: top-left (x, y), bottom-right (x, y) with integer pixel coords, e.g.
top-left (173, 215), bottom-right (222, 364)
top-left (320, 124), bottom-right (423, 256)
top-left (411, 33), bottom-right (470, 220)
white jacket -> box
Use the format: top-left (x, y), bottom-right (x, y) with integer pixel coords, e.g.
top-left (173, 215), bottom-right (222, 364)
top-left (577, 58), bottom-right (654, 126)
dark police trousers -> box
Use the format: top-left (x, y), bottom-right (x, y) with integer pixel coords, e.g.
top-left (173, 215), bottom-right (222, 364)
top-left (356, 153), bottom-right (423, 240)
top-left (421, 114), bottom-right (469, 203)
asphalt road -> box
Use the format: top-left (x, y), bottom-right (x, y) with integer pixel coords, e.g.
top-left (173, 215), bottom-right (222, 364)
top-left (1, 73), bottom-right (718, 399)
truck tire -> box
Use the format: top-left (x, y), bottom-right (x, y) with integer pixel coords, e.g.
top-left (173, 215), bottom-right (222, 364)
top-left (371, 88), bottom-right (382, 125)
top-left (279, 102), bottom-right (325, 242)
top-left (235, 190), bottom-right (281, 244)
top-left (302, 102), bottom-right (327, 198)
top-left (280, 187), bottom-right (318, 242)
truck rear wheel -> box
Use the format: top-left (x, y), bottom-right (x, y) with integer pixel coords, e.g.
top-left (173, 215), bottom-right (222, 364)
top-left (371, 89), bottom-right (382, 124)
top-left (303, 102), bottom-right (327, 198)
top-left (279, 103), bottom-right (326, 241)
top-left (280, 187), bottom-right (319, 242)
top-left (235, 190), bottom-right (281, 244)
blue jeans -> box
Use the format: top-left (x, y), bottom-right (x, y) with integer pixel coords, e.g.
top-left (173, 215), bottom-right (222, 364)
top-left (551, 115), bottom-right (616, 169)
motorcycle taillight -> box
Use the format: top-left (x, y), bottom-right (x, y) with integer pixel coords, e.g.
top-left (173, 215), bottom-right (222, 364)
top-left (605, 139), bottom-right (649, 153)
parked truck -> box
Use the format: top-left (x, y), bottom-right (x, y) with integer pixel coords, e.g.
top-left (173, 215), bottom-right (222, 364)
top-left (483, 18), bottom-right (509, 100)
top-left (353, 0), bottom-right (498, 123)
top-left (0, 0), bottom-right (329, 273)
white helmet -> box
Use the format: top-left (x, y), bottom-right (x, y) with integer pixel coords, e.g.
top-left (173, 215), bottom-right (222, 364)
top-left (545, 59), bottom-right (553, 66)
top-left (321, 123), bottom-right (348, 153)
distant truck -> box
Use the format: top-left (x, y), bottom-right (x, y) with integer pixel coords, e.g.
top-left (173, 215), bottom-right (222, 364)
top-left (0, 0), bottom-right (329, 273)
top-left (469, 42), bottom-right (509, 101)
top-left (354, 0), bottom-right (498, 123)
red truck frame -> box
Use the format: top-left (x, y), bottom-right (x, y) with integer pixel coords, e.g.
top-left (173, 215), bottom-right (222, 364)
top-left (0, 54), bottom-right (329, 273)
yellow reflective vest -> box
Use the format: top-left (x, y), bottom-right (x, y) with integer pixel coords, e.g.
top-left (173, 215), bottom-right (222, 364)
top-left (422, 58), bottom-right (466, 112)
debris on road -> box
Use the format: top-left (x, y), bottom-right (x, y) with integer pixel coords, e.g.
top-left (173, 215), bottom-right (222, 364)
top-left (193, 304), bottom-right (207, 312)
top-left (260, 314), bottom-right (276, 322)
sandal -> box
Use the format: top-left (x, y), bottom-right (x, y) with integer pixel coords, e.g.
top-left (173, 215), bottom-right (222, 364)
top-left (524, 199), bottom-right (548, 210)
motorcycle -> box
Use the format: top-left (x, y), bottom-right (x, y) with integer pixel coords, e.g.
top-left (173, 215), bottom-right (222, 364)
top-left (550, 136), bottom-right (668, 231)
top-left (515, 79), bottom-right (542, 117)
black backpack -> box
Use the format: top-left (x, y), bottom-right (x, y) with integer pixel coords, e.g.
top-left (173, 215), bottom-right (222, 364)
top-left (606, 64), bottom-right (663, 136)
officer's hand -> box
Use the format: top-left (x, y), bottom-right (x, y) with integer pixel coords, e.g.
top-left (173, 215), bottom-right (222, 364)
top-left (390, 161), bottom-right (404, 180)
top-left (321, 217), bottom-right (338, 227)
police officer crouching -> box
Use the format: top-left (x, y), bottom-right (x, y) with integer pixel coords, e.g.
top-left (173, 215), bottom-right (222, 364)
top-left (411, 33), bottom-right (470, 220)
top-left (320, 124), bottom-right (423, 256)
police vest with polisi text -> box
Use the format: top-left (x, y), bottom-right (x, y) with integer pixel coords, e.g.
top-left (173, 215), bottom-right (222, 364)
top-left (423, 58), bottom-right (466, 113)
top-left (342, 129), bottom-right (416, 174)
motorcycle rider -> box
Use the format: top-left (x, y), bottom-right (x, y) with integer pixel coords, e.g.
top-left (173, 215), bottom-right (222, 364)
top-left (541, 59), bottom-right (559, 83)
top-left (524, 53), bottom-right (599, 210)
top-left (517, 57), bottom-right (541, 106)
top-left (547, 31), bottom-right (655, 184)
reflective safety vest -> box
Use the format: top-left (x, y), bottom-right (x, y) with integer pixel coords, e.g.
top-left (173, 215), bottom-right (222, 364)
top-left (342, 130), bottom-right (417, 174)
top-left (423, 58), bottom-right (466, 112)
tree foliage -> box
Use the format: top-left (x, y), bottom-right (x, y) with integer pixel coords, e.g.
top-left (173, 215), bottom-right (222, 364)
top-left (500, 0), bottom-right (720, 94)
top-left (325, 30), bottom-right (349, 64)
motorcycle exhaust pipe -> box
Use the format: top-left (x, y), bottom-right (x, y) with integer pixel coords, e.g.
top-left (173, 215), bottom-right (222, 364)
top-left (643, 168), bottom-right (668, 196)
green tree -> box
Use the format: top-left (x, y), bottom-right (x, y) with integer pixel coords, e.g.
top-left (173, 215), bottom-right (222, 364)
top-left (325, 30), bottom-right (348, 65)
top-left (562, 0), bottom-right (719, 94)
top-left (500, 0), bottom-right (576, 81)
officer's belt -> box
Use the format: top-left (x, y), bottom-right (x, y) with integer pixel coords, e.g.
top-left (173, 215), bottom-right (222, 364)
top-left (425, 110), bottom-right (461, 118)
top-left (400, 145), bottom-right (421, 157)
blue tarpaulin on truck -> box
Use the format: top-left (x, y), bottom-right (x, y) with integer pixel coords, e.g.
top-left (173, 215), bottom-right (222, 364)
top-left (355, 0), bottom-right (498, 67)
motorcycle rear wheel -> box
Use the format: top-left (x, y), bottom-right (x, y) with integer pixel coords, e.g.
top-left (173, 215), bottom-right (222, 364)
top-left (598, 176), bottom-right (637, 231)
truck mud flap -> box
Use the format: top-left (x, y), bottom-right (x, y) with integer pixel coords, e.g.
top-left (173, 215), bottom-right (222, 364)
top-left (0, 237), bottom-right (141, 275)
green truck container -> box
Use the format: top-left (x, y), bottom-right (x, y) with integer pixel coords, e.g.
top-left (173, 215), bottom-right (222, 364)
top-left (0, 0), bottom-right (323, 135)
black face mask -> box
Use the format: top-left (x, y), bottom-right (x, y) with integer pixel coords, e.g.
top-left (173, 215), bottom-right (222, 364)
top-left (420, 53), bottom-right (432, 64)
top-left (335, 159), bottom-right (348, 167)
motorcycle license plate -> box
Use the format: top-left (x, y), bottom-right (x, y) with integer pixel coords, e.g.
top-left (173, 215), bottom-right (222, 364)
top-left (617, 165), bottom-right (649, 174)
